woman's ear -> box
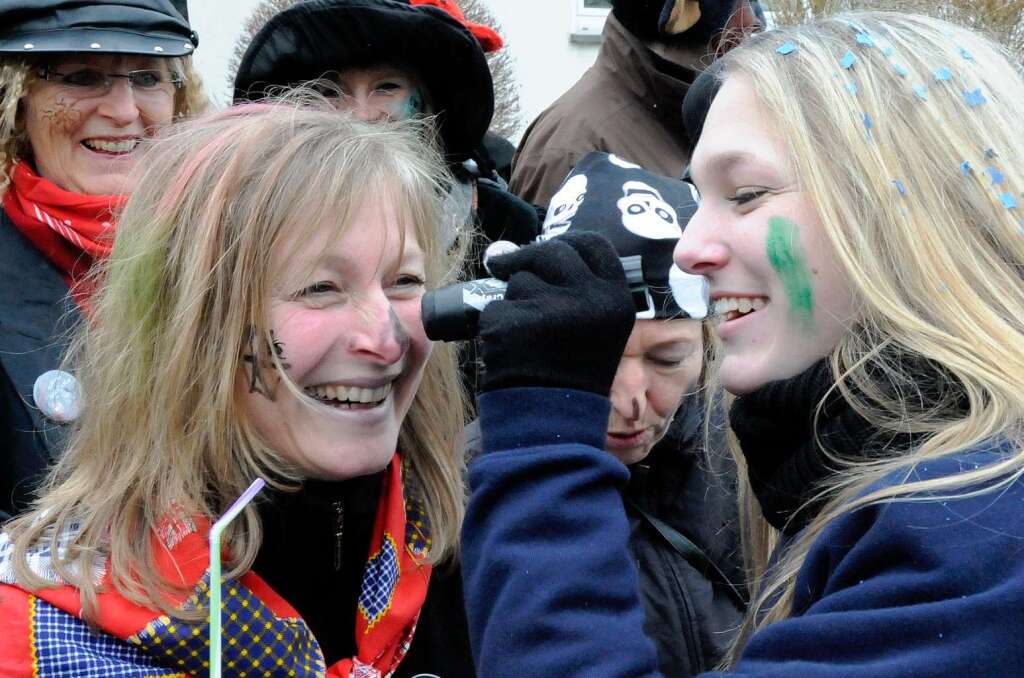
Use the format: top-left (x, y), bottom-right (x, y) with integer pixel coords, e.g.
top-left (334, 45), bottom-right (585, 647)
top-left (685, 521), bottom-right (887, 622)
top-left (664, 0), bottom-right (702, 35)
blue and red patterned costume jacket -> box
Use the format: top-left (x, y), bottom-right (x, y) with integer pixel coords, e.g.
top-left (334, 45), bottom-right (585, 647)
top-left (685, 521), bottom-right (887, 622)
top-left (0, 458), bottom-right (434, 677)
top-left (0, 512), bottom-right (339, 677)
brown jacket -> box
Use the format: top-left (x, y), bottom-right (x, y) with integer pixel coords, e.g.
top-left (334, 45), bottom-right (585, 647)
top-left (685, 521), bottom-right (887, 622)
top-left (510, 14), bottom-right (697, 206)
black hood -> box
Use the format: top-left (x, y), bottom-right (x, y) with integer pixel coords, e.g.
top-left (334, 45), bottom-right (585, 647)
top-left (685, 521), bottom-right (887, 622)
top-left (233, 0), bottom-right (494, 163)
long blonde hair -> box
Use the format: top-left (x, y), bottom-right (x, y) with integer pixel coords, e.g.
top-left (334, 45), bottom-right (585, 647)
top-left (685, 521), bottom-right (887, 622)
top-left (0, 55), bottom-right (208, 192)
top-left (710, 11), bottom-right (1024, 662)
top-left (4, 99), bottom-right (469, 622)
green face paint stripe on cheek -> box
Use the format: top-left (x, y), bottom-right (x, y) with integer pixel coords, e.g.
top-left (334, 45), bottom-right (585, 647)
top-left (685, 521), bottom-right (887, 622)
top-left (766, 216), bottom-right (815, 327)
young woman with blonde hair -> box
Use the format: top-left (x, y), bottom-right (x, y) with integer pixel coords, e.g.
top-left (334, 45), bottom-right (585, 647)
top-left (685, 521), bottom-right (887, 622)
top-left (460, 10), bottom-right (1024, 675)
top-left (0, 101), bottom-right (474, 677)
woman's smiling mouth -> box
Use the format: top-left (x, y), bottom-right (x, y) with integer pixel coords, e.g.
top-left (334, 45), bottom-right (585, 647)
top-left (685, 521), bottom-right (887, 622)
top-left (81, 137), bottom-right (141, 155)
top-left (305, 381), bottom-right (393, 410)
top-left (713, 295), bottom-right (768, 324)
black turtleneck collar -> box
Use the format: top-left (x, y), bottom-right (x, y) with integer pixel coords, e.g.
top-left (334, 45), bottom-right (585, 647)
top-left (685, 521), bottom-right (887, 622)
top-left (728, 359), bottom-right (918, 535)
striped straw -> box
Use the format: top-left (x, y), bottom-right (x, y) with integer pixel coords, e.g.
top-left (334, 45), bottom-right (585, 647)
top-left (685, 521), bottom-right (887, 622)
top-left (209, 478), bottom-right (266, 678)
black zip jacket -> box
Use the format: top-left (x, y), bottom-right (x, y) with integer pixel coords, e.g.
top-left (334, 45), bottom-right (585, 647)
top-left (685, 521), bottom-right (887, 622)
top-left (0, 210), bottom-right (80, 521)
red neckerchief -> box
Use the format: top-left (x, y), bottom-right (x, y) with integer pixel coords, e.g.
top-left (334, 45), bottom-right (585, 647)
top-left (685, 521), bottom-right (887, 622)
top-left (337, 453), bottom-right (433, 678)
top-left (15, 453), bottom-right (433, 677)
top-left (3, 160), bottom-right (125, 308)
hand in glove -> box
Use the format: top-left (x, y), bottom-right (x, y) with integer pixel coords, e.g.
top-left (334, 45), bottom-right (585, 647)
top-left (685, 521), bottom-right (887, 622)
top-left (479, 231), bottom-right (635, 396)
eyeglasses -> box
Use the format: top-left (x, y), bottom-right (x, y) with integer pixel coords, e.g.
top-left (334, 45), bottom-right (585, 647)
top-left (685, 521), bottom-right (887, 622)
top-left (37, 65), bottom-right (183, 99)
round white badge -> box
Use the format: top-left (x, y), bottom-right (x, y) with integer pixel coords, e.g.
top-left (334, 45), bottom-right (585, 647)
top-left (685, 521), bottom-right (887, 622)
top-left (33, 370), bottom-right (81, 423)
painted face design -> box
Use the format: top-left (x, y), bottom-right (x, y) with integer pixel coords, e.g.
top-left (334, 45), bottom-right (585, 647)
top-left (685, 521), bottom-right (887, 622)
top-left (617, 181), bottom-right (682, 240)
top-left (239, 195), bottom-right (432, 480)
top-left (22, 54), bottom-right (176, 195)
top-left (606, 318), bottom-right (703, 465)
top-left (673, 75), bottom-right (856, 395)
top-left (326, 66), bottom-right (429, 122)
top-left (541, 173), bottom-right (588, 239)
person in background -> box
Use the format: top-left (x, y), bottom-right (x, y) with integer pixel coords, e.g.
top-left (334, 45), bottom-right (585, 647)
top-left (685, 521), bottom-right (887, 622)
top-left (509, 0), bottom-right (763, 206)
top-left (233, 0), bottom-right (539, 271)
top-left (461, 11), bottom-right (1024, 676)
top-left (465, 151), bottom-right (745, 676)
top-left (0, 0), bottom-right (205, 521)
top-left (0, 102), bottom-right (474, 677)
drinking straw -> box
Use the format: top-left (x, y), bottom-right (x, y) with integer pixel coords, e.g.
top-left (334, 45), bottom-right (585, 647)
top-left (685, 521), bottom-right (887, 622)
top-left (209, 478), bottom-right (266, 678)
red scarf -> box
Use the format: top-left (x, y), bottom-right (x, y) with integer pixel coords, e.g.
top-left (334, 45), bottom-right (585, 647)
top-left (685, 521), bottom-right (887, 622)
top-left (336, 453), bottom-right (433, 678)
top-left (3, 160), bottom-right (125, 308)
top-left (14, 453), bottom-right (434, 677)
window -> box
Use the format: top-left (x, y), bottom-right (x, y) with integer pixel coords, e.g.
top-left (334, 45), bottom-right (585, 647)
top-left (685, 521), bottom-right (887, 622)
top-left (570, 0), bottom-right (611, 44)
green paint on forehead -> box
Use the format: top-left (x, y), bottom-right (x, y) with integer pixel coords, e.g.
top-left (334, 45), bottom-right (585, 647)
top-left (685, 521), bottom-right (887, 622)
top-left (766, 216), bottom-right (814, 328)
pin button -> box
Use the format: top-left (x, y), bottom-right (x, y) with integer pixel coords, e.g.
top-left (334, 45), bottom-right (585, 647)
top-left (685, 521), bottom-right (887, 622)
top-left (33, 370), bottom-right (81, 423)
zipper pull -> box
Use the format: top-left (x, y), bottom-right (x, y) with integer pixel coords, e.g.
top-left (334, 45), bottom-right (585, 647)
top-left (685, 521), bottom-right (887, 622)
top-left (332, 500), bottom-right (345, 572)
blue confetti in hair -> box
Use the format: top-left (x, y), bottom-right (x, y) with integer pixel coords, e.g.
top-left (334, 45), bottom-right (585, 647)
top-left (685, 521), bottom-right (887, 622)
top-left (846, 82), bottom-right (859, 95)
top-left (894, 63), bottom-right (908, 77)
top-left (883, 46), bottom-right (894, 57)
top-left (777, 41), bottom-right (798, 55)
top-left (862, 112), bottom-right (873, 136)
top-left (963, 89), bottom-right (988, 107)
top-left (893, 179), bottom-right (907, 195)
top-left (934, 68), bottom-right (953, 81)
top-left (855, 32), bottom-right (875, 46)
top-left (914, 86), bottom-right (928, 101)
top-left (999, 193), bottom-right (1018, 209)
top-left (959, 47), bottom-right (974, 61)
top-left (987, 167), bottom-right (1005, 185)
top-left (960, 161), bottom-right (972, 176)
top-left (985, 148), bottom-right (998, 159)
top-left (840, 51), bottom-right (857, 69)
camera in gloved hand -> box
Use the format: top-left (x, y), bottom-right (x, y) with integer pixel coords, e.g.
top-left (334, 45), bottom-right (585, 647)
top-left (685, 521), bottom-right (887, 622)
top-left (422, 249), bottom-right (649, 342)
top-left (423, 152), bottom-right (710, 396)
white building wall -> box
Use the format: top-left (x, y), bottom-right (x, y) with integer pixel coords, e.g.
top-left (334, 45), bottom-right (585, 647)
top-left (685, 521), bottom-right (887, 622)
top-left (188, 1), bottom-right (605, 141)
top-left (485, 0), bottom-right (603, 140)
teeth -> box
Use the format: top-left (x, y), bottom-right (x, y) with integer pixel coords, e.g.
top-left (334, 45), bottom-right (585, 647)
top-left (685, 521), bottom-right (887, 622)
top-left (307, 382), bottom-right (392, 404)
top-left (713, 297), bottom-right (767, 316)
top-left (83, 139), bottom-right (139, 153)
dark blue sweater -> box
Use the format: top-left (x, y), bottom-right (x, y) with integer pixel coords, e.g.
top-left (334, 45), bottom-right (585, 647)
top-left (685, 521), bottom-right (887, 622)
top-left (462, 387), bottom-right (1024, 677)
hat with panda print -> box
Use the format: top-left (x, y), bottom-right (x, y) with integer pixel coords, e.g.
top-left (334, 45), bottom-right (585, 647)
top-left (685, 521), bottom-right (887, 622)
top-left (539, 151), bottom-right (708, 320)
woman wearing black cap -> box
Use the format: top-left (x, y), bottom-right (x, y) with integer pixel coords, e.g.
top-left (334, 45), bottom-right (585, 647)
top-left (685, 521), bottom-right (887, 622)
top-left (0, 0), bottom-right (205, 520)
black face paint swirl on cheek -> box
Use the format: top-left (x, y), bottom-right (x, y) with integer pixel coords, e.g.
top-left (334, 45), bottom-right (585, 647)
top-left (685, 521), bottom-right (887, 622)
top-left (270, 330), bottom-right (292, 370)
top-left (243, 330), bottom-right (290, 400)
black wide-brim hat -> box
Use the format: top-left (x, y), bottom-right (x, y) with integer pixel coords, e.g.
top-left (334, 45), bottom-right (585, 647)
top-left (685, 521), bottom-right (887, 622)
top-left (0, 1), bottom-right (197, 58)
top-left (233, 0), bottom-right (494, 164)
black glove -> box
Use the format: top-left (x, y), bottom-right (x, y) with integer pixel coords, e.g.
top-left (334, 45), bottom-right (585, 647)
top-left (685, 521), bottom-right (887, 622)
top-left (478, 231), bottom-right (635, 396)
